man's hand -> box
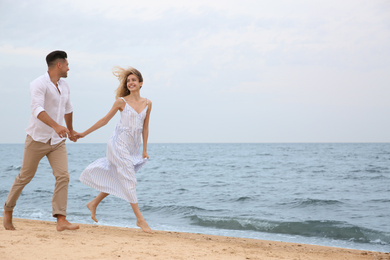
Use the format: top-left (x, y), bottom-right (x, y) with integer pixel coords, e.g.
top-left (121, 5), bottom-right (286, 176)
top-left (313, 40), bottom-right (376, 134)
top-left (54, 125), bottom-right (71, 139)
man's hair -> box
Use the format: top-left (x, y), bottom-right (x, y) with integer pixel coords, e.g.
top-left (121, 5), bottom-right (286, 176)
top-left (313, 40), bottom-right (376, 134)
top-left (46, 50), bottom-right (67, 67)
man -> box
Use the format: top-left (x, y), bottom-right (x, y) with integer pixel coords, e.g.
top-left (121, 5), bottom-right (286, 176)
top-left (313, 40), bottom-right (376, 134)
top-left (3, 50), bottom-right (79, 231)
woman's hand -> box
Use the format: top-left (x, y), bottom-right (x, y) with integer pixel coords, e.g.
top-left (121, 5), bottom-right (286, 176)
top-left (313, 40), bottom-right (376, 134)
top-left (142, 151), bottom-right (149, 159)
top-left (74, 132), bottom-right (86, 139)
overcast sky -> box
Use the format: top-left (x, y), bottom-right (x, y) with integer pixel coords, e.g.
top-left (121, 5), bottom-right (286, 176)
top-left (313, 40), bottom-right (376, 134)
top-left (1, 0), bottom-right (389, 143)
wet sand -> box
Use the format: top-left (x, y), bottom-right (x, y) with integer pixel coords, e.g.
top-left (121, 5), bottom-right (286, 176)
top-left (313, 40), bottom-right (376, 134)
top-left (0, 218), bottom-right (389, 260)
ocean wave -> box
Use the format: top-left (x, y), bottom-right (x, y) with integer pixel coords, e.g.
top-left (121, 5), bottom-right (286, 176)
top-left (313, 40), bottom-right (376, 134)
top-left (312, 170), bottom-right (326, 173)
top-left (31, 189), bottom-right (54, 199)
top-left (236, 196), bottom-right (253, 202)
top-left (4, 165), bottom-right (22, 172)
top-left (370, 175), bottom-right (389, 180)
top-left (0, 190), bottom-right (9, 196)
top-left (189, 216), bottom-right (390, 245)
top-left (280, 198), bottom-right (344, 208)
top-left (255, 153), bottom-right (272, 156)
top-left (368, 199), bottom-right (390, 203)
top-left (143, 205), bottom-right (210, 215)
top-left (175, 188), bottom-right (188, 193)
top-left (365, 166), bottom-right (388, 173)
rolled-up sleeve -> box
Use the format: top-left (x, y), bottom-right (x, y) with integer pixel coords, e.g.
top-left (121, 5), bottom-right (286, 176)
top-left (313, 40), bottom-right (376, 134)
top-left (64, 86), bottom-right (73, 114)
top-left (30, 80), bottom-right (46, 118)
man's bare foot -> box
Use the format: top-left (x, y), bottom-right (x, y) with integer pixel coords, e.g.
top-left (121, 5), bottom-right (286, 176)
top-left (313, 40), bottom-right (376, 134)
top-left (87, 201), bottom-right (98, 222)
top-left (56, 215), bottom-right (80, 232)
top-left (3, 211), bottom-right (15, 230)
top-left (137, 219), bottom-right (153, 234)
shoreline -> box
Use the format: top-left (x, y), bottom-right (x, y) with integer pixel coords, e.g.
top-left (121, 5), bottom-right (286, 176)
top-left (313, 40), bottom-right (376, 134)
top-left (1, 218), bottom-right (388, 260)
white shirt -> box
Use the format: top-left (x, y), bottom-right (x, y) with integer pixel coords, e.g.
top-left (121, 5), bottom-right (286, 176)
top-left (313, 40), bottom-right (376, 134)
top-left (25, 72), bottom-right (73, 145)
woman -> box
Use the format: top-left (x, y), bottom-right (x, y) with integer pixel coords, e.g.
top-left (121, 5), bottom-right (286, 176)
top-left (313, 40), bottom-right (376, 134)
top-left (76, 66), bottom-right (153, 233)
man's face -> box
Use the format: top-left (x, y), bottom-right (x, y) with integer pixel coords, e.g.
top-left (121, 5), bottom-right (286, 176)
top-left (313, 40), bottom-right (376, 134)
top-left (59, 58), bottom-right (69, 78)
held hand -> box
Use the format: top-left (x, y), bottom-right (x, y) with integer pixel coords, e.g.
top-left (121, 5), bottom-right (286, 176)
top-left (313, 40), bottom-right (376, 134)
top-left (68, 130), bottom-right (79, 142)
top-left (74, 132), bottom-right (86, 140)
top-left (54, 125), bottom-right (71, 139)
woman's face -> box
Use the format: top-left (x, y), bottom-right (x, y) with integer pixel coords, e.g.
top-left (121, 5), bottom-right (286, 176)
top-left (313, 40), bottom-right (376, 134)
top-left (126, 74), bottom-right (142, 91)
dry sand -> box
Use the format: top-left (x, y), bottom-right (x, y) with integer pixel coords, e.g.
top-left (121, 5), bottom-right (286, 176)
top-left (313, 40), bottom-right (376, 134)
top-left (0, 218), bottom-right (389, 260)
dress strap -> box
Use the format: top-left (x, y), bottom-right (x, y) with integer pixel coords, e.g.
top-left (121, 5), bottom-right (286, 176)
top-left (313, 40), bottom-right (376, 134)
top-left (146, 98), bottom-right (149, 105)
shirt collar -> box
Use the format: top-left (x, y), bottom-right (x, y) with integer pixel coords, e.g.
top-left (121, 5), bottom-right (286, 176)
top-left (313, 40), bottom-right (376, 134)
top-left (45, 72), bottom-right (62, 92)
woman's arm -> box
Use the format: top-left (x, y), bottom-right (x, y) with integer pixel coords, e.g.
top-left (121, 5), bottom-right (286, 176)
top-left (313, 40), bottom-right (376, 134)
top-left (77, 99), bottom-right (124, 139)
top-left (142, 100), bottom-right (152, 158)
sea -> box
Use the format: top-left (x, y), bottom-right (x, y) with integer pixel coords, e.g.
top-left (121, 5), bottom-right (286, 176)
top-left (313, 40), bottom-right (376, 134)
top-left (0, 143), bottom-right (389, 253)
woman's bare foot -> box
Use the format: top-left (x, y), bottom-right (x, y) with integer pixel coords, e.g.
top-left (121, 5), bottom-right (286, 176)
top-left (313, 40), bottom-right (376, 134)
top-left (137, 219), bottom-right (153, 234)
top-left (56, 215), bottom-right (80, 232)
top-left (3, 211), bottom-right (15, 230)
top-left (87, 201), bottom-right (98, 222)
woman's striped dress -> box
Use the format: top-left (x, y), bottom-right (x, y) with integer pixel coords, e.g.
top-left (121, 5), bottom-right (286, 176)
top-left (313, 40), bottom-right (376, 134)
top-left (79, 97), bottom-right (148, 203)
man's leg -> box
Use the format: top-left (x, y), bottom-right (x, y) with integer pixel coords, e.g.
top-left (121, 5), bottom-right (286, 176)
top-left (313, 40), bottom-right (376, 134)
top-left (3, 135), bottom-right (48, 230)
top-left (47, 140), bottom-right (69, 217)
top-left (46, 140), bottom-right (79, 231)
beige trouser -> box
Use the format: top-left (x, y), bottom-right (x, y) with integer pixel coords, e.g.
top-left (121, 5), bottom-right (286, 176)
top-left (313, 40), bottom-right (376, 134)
top-left (4, 135), bottom-right (69, 217)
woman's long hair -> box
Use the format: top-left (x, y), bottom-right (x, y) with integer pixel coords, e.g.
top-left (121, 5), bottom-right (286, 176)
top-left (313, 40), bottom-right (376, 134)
top-left (113, 66), bottom-right (143, 99)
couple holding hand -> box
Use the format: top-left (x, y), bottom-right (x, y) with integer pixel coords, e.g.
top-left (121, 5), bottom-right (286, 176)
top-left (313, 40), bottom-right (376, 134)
top-left (3, 50), bottom-right (153, 233)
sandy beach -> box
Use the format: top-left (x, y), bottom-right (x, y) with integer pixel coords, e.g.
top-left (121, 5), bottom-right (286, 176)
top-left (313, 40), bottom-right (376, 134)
top-left (0, 218), bottom-right (388, 260)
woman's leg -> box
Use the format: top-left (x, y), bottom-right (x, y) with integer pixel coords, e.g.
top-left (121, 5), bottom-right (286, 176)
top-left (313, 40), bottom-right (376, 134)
top-left (87, 192), bottom-right (109, 222)
top-left (130, 203), bottom-right (153, 233)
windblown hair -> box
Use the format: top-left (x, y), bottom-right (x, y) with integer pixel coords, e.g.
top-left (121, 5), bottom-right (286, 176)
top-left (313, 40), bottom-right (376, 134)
top-left (46, 50), bottom-right (67, 67)
top-left (113, 66), bottom-right (143, 99)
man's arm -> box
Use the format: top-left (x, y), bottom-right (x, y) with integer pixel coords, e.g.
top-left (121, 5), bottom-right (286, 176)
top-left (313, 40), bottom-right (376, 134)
top-left (37, 111), bottom-right (70, 138)
top-left (64, 112), bottom-right (73, 132)
top-left (64, 112), bottom-right (78, 142)
top-left (30, 79), bottom-right (69, 138)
